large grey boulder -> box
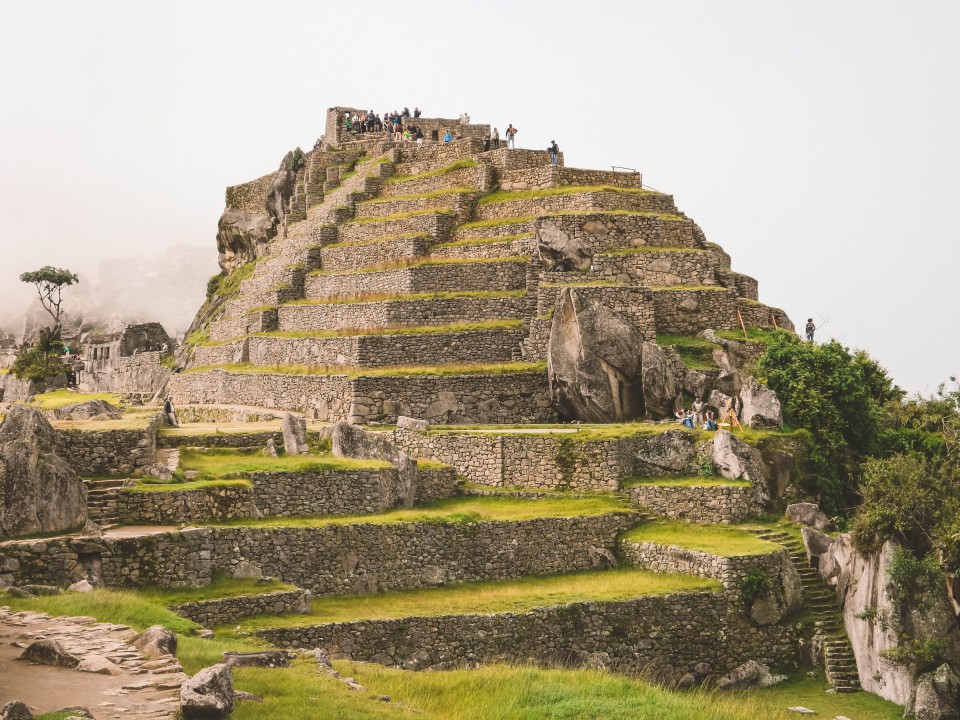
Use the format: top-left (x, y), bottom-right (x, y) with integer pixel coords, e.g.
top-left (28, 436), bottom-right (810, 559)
top-left (787, 502), bottom-right (832, 531)
top-left (711, 429), bottom-right (770, 506)
top-left (640, 341), bottom-right (677, 420)
top-left (631, 429), bottom-right (697, 475)
top-left (536, 220), bottom-right (593, 271)
top-left (281, 413), bottom-right (309, 455)
top-left (52, 399), bottom-right (122, 421)
top-left (180, 663), bottom-right (234, 720)
top-left (908, 664), bottom-right (960, 720)
top-left (264, 149), bottom-right (301, 226)
top-left (0, 405), bottom-right (86, 539)
top-left (801, 527), bottom-right (835, 565)
top-left (215, 208), bottom-right (276, 273)
top-left (17, 638), bottom-right (79, 668)
top-left (331, 421), bottom-right (417, 508)
top-left (748, 554), bottom-right (803, 625)
top-left (396, 415), bottom-right (430, 432)
top-left (547, 288), bottom-right (645, 422)
top-left (223, 650), bottom-right (292, 668)
top-left (716, 660), bottom-right (786, 689)
top-left (739, 377), bottom-right (783, 429)
top-left (131, 625), bottom-right (178, 660)
top-left (0, 702), bottom-right (33, 720)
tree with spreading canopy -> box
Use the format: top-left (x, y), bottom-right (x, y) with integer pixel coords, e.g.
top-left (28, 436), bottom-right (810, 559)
top-left (11, 266), bottom-right (78, 381)
top-left (19, 266), bottom-right (79, 330)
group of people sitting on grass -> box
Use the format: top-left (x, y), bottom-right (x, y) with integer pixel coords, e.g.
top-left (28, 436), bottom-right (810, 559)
top-left (674, 396), bottom-right (742, 432)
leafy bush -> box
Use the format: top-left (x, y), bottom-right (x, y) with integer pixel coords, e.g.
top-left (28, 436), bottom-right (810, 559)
top-left (882, 636), bottom-right (947, 672)
top-left (12, 327), bottom-right (65, 381)
top-left (697, 458), bottom-right (718, 478)
top-left (740, 569), bottom-right (770, 603)
top-left (206, 271), bottom-right (225, 299)
top-left (886, 547), bottom-right (943, 602)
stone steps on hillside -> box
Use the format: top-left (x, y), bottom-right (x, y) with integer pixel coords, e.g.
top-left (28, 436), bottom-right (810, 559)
top-left (86, 478), bottom-right (129, 528)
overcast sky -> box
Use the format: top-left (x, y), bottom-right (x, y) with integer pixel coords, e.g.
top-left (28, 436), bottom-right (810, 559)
top-left (1, 1), bottom-right (957, 393)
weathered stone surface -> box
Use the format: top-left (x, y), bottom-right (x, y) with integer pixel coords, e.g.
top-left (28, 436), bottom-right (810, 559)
top-left (143, 462), bottom-right (174, 481)
top-left (215, 207), bottom-right (276, 272)
top-left (547, 288), bottom-right (645, 422)
top-left (264, 150), bottom-right (300, 226)
top-left (281, 413), bottom-right (309, 455)
top-left (711, 430), bottom-right (770, 506)
top-left (641, 341), bottom-right (678, 420)
top-left (787, 502), bottom-right (831, 531)
top-left (631, 429), bottom-right (697, 475)
top-left (180, 663), bottom-right (234, 720)
top-left (261, 437), bottom-right (278, 457)
top-left (331, 421), bottom-right (417, 508)
top-left (396, 415), bottom-right (430, 431)
top-left (801, 527), bottom-right (835, 565)
top-left (131, 625), bottom-right (178, 660)
top-left (17, 638), bottom-right (79, 668)
top-left (739, 377), bottom-right (782, 429)
top-left (716, 660), bottom-right (785, 689)
top-left (0, 702), bottom-right (33, 720)
top-left (76, 653), bottom-right (123, 675)
top-left (0, 405), bottom-right (86, 539)
top-left (52, 399), bottom-right (122, 421)
top-left (68, 579), bottom-right (94, 593)
top-left (536, 220), bottom-right (593, 271)
top-left (223, 650), bottom-right (291, 668)
top-left (908, 663), bottom-right (960, 720)
top-left (708, 389), bottom-right (733, 414)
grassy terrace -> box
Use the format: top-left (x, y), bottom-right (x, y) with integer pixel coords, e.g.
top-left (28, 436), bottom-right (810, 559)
top-left (308, 255), bottom-right (528, 276)
top-left (182, 361), bottom-right (546, 378)
top-left (478, 185), bottom-right (657, 204)
top-left (142, 575), bottom-right (296, 606)
top-left (656, 333), bottom-right (720, 370)
top-left (320, 231), bottom-right (431, 249)
top-left (283, 289), bottom-right (525, 306)
top-left (230, 568), bottom-right (718, 631)
top-left (434, 232), bottom-right (533, 249)
top-left (209, 494), bottom-right (634, 530)
top-left (172, 447), bottom-right (389, 479)
top-left (127, 478), bottom-right (253, 494)
top-left (359, 187), bottom-right (476, 203)
top-left (429, 422), bottom-right (788, 445)
top-left (199, 320), bottom-right (524, 346)
top-left (383, 158), bottom-right (480, 183)
top-left (622, 475), bottom-right (751, 488)
top-left (623, 521), bottom-right (778, 556)
top-left (455, 209), bottom-right (684, 233)
top-left (29, 389), bottom-right (122, 410)
top-left (50, 411), bottom-right (157, 431)
top-left (347, 208), bottom-right (452, 225)
top-left (650, 284), bottom-right (729, 292)
top-left (539, 280), bottom-right (620, 288)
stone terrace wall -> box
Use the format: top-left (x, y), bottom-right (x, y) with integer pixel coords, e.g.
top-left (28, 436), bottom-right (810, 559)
top-left (157, 431), bottom-right (283, 449)
top-left (354, 192), bottom-right (477, 223)
top-left (225, 172), bottom-right (274, 213)
top-left (430, 235), bottom-right (535, 262)
top-left (416, 465), bottom-right (458, 503)
top-left (209, 308), bottom-right (278, 343)
top-left (623, 483), bottom-right (761, 524)
top-left (651, 287), bottom-right (742, 334)
top-left (55, 414), bottom-right (161, 475)
top-left (499, 166), bottom-right (640, 192)
top-left (251, 468), bottom-right (402, 517)
top-left (259, 592), bottom-right (796, 678)
top-left (482, 148), bottom-right (562, 171)
top-left (538, 213), bottom-right (698, 252)
top-left (475, 191), bottom-right (677, 222)
top-left (534, 285), bottom-right (655, 341)
top-left (393, 139), bottom-right (489, 175)
top-left (336, 211), bottom-right (456, 245)
top-left (320, 235), bottom-right (433, 272)
top-left (173, 589), bottom-right (311, 626)
top-left (304, 259), bottom-right (528, 299)
top-left (118, 484), bottom-right (256, 524)
top-left (380, 165), bottom-right (495, 197)
top-left (278, 295), bottom-right (528, 333)
top-left (591, 250), bottom-right (715, 287)
top-left (0, 515), bottom-right (634, 592)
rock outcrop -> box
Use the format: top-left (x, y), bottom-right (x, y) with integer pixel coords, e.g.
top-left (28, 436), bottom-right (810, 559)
top-left (331, 421), bottom-right (417, 507)
top-left (640, 341), bottom-right (678, 420)
top-left (131, 625), bottom-right (178, 661)
top-left (215, 208), bottom-right (277, 273)
top-left (711, 429), bottom-right (770, 506)
top-left (786, 502), bottom-right (831, 531)
top-left (908, 663), bottom-right (960, 720)
top-left (51, 399), bottom-right (122, 421)
top-left (536, 220), bottom-right (593, 271)
top-left (739, 376), bottom-right (782, 429)
top-left (716, 660), bottom-right (786, 689)
top-left (17, 638), bottom-right (79, 668)
top-left (180, 663), bottom-right (234, 720)
top-left (547, 288), bottom-right (645, 422)
top-left (281, 413), bottom-right (309, 455)
top-left (0, 702), bottom-right (33, 720)
top-left (0, 405), bottom-right (86, 539)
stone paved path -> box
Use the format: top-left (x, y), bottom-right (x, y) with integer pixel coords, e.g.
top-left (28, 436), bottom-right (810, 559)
top-left (0, 607), bottom-right (186, 719)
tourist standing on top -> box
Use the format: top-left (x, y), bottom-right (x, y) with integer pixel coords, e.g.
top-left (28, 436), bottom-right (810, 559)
top-left (402, 107), bottom-right (410, 117)
top-left (506, 124), bottom-right (517, 148)
top-left (443, 131), bottom-right (453, 143)
top-left (491, 127), bottom-right (500, 149)
top-left (163, 396), bottom-right (179, 427)
top-left (459, 112), bottom-right (470, 125)
top-left (805, 318), bottom-right (816, 342)
top-left (549, 140), bottom-right (560, 165)
top-left (414, 106), bottom-right (422, 118)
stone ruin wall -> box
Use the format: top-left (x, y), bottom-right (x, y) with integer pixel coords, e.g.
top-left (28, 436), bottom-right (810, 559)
top-left (474, 190), bottom-right (677, 222)
top-left (623, 484), bottom-right (762, 524)
top-left (55, 413), bottom-right (161, 475)
top-left (498, 166), bottom-right (641, 192)
top-left (172, 589), bottom-right (311, 627)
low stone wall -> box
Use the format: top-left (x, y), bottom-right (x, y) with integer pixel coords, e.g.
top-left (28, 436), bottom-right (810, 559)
top-left (157, 430), bottom-right (283, 449)
top-left (278, 295), bottom-right (528, 333)
top-left (537, 212), bottom-right (698, 252)
top-left (651, 287), bottom-right (742, 334)
top-left (416, 464), bottom-right (458, 502)
top-left (336, 209), bottom-right (455, 245)
top-left (209, 308), bottom-right (278, 343)
top-left (0, 514), bottom-right (634, 593)
top-left (55, 414), bottom-right (161, 475)
top-left (623, 483), bottom-right (762, 524)
top-left (452, 219), bottom-right (536, 243)
top-left (251, 468), bottom-right (402, 517)
top-left (170, 407), bottom-right (282, 424)
top-left (118, 484), bottom-right (256, 524)
top-left (483, 148), bottom-right (561, 171)
top-left (355, 192), bottom-right (477, 223)
top-left (430, 235), bottom-right (535, 261)
top-left (173, 589), bottom-right (311, 626)
top-left (226, 171), bottom-right (274, 213)
top-left (534, 285), bottom-right (655, 341)
top-left (499, 166), bottom-right (641, 191)
top-left (380, 165), bottom-right (494, 197)
top-left (476, 191), bottom-right (677, 222)
top-left (320, 235), bottom-right (432, 272)
top-left (591, 249), bottom-right (714, 287)
top-left (258, 592), bottom-right (796, 678)
top-left (304, 258), bottom-right (528, 299)
top-left (716, 269), bottom-right (759, 302)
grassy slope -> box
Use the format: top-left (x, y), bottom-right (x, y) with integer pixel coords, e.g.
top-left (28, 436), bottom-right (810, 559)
top-left (175, 448), bottom-right (390, 478)
top-left (29, 389), bottom-right (123, 410)
top-left (623, 521), bottom-right (778, 556)
top-left (622, 475), bottom-right (751, 488)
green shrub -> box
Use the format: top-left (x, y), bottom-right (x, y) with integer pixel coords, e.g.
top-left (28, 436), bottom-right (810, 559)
top-left (12, 327), bottom-right (65, 381)
top-left (740, 569), bottom-right (770, 603)
top-left (697, 458), bottom-right (718, 478)
top-left (886, 547), bottom-right (942, 602)
top-left (882, 637), bottom-right (947, 672)
top-left (206, 271), bottom-right (225, 299)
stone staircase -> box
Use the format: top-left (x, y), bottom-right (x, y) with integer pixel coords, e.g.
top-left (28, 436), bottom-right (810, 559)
top-left (85, 478), bottom-right (127, 529)
top-left (753, 529), bottom-right (861, 693)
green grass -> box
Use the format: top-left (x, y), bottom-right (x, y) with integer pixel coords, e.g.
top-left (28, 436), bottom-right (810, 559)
top-left (622, 475), bottom-right (751, 488)
top-left (347, 208), bottom-right (452, 224)
top-left (623, 520), bottom-right (778, 556)
top-left (140, 575), bottom-right (296, 606)
top-left (174, 447), bottom-right (390, 480)
top-left (309, 255), bottom-right (528, 276)
top-left (232, 568), bottom-right (719, 631)
top-left (434, 232), bottom-right (533, 249)
top-left (457, 215), bottom-right (537, 230)
top-left (201, 320), bottom-right (525, 346)
top-left (656, 333), bottom-right (720, 370)
top-left (283, 289), bottom-right (526, 306)
top-left (383, 158), bottom-right (479, 183)
top-left (125, 478), bottom-right (253, 493)
top-left (321, 231), bottom-right (431, 250)
top-left (29, 389), bottom-right (122, 411)
top-left (244, 305), bottom-right (276, 314)
top-left (360, 187), bottom-right (476, 203)
top-left (215, 260), bottom-right (258, 298)
top-left (716, 327), bottom-right (781, 343)
top-left (211, 494), bottom-right (634, 530)
top-left (183, 361), bottom-right (546, 379)
top-left (478, 185), bottom-right (655, 205)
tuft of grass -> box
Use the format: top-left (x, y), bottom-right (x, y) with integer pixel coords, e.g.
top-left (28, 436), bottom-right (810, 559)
top-left (478, 185), bottom-right (655, 205)
top-left (125, 478), bottom-right (253, 493)
top-left (623, 520), bottom-right (778, 557)
top-left (622, 476), bottom-right (751, 488)
top-left (174, 447), bottom-right (390, 480)
top-left (360, 187), bottom-right (476, 203)
top-left (215, 260), bottom-right (258, 298)
top-left (434, 232), bottom-right (533, 249)
top-left (183, 361), bottom-right (545, 379)
top-left (283, 289), bottom-right (525, 306)
top-left (232, 568), bottom-right (719, 631)
top-left (140, 575), bottom-right (296, 606)
top-left (211, 494), bottom-right (634, 530)
top-left (383, 158), bottom-right (479, 184)
top-left (29, 389), bottom-right (122, 411)
top-left (656, 333), bottom-right (720, 371)
top-left (716, 327), bottom-right (780, 343)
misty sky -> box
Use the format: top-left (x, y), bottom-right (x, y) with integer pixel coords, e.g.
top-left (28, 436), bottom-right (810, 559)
top-left (1, 1), bottom-right (957, 393)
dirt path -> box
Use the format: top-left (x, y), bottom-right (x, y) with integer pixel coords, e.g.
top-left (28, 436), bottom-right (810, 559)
top-left (0, 607), bottom-right (185, 719)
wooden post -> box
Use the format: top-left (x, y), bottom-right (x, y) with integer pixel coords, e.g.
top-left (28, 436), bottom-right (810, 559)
top-left (770, 311), bottom-right (779, 330)
top-left (737, 308), bottom-right (748, 340)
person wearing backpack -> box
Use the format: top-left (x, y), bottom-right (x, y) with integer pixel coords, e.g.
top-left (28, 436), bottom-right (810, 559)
top-left (548, 140), bottom-right (559, 165)
top-left (506, 124), bottom-right (517, 148)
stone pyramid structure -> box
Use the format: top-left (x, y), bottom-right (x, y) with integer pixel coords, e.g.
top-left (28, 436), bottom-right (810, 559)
top-left (171, 105), bottom-right (792, 424)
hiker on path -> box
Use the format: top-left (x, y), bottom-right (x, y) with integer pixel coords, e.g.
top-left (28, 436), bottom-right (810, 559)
top-left (163, 396), bottom-right (179, 427)
top-left (549, 140), bottom-right (560, 165)
top-left (805, 318), bottom-right (816, 342)
top-left (506, 124), bottom-right (517, 148)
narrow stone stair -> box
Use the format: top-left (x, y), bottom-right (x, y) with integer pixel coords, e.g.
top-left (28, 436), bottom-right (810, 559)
top-left (752, 529), bottom-right (861, 693)
top-left (85, 478), bottom-right (128, 529)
